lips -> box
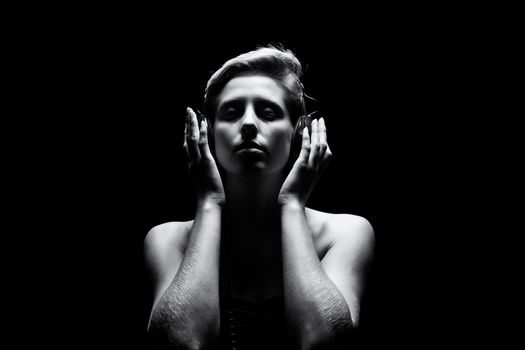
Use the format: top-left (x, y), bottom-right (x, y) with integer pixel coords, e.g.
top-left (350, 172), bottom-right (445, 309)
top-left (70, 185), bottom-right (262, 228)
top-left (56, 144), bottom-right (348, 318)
top-left (234, 141), bottom-right (266, 153)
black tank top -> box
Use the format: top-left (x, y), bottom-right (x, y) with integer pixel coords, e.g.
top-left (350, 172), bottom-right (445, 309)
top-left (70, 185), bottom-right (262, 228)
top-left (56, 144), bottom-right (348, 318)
top-left (220, 295), bottom-right (288, 349)
top-left (219, 219), bottom-right (291, 349)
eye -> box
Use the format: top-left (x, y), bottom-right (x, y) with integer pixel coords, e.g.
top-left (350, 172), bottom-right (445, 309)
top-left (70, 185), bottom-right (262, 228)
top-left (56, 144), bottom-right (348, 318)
top-left (220, 107), bottom-right (241, 121)
top-left (261, 107), bottom-right (279, 120)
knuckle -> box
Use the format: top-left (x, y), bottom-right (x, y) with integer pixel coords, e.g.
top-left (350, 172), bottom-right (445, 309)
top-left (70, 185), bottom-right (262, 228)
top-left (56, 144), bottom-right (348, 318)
top-left (298, 160), bottom-right (309, 169)
top-left (305, 162), bottom-right (315, 171)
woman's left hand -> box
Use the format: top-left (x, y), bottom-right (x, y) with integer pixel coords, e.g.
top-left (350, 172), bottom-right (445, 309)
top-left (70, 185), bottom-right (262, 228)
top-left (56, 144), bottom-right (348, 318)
top-left (278, 118), bottom-right (332, 208)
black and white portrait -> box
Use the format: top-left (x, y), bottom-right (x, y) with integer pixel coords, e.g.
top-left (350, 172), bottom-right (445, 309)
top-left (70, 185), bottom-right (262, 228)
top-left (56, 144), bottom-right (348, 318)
top-left (20, 9), bottom-right (490, 350)
top-left (135, 39), bottom-right (387, 349)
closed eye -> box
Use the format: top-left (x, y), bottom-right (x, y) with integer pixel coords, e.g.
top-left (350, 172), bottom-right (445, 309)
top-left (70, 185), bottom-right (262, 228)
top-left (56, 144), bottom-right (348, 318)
top-left (261, 107), bottom-right (277, 119)
top-left (219, 106), bottom-right (242, 121)
top-left (257, 103), bottom-right (283, 121)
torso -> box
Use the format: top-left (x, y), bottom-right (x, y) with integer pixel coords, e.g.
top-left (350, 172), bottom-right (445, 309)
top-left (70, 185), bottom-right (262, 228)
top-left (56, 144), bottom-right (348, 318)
top-left (152, 207), bottom-right (339, 304)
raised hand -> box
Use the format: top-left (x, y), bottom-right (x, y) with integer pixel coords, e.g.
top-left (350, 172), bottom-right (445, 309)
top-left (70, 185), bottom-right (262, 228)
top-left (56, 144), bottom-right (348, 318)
top-left (278, 118), bottom-right (332, 207)
top-left (183, 107), bottom-right (225, 207)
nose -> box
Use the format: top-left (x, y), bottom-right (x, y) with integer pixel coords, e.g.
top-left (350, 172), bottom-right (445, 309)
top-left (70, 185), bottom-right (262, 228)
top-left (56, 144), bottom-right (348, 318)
top-left (240, 106), bottom-right (258, 140)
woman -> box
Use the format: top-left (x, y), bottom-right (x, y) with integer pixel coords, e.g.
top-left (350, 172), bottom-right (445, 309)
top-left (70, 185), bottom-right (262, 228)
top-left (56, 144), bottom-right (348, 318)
top-left (145, 45), bottom-right (375, 349)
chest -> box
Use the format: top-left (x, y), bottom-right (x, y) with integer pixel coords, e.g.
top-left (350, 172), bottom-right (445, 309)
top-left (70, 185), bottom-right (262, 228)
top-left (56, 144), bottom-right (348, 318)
top-left (222, 230), bottom-right (332, 303)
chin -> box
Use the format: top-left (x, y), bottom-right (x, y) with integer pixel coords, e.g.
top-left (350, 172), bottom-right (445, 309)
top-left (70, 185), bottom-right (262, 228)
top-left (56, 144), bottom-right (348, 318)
top-left (224, 161), bottom-right (285, 178)
top-left (218, 151), bottom-right (289, 177)
top-left (232, 163), bottom-right (269, 176)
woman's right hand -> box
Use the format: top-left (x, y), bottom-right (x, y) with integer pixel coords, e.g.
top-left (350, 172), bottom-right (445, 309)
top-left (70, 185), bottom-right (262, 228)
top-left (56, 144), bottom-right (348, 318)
top-left (183, 107), bottom-right (225, 207)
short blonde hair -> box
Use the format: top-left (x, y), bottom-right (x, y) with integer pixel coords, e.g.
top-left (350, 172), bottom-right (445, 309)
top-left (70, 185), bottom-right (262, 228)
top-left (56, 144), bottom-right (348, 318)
top-left (203, 44), bottom-right (305, 124)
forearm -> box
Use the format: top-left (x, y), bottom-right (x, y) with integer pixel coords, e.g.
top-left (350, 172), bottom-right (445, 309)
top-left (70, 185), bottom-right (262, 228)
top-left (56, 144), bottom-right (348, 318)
top-left (149, 200), bottom-right (222, 348)
top-left (281, 202), bottom-right (353, 349)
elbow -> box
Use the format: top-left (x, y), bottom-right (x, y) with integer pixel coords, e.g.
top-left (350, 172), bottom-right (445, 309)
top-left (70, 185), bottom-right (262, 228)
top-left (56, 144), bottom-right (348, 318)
top-left (301, 320), bottom-right (356, 350)
top-left (146, 310), bottom-right (220, 350)
top-left (146, 329), bottom-right (214, 350)
top-left (146, 316), bottom-right (180, 349)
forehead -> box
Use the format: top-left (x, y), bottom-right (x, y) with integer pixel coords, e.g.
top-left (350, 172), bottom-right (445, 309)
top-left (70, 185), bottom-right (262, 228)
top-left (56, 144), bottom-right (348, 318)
top-left (217, 75), bottom-right (287, 107)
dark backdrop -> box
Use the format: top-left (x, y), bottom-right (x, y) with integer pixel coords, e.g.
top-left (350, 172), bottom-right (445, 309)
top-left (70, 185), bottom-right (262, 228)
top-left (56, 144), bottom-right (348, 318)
top-left (37, 19), bottom-right (467, 348)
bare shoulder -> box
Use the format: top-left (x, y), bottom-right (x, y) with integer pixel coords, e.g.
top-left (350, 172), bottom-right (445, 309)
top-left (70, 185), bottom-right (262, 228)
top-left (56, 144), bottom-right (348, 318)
top-left (305, 207), bottom-right (375, 256)
top-left (144, 220), bottom-right (195, 308)
top-left (144, 220), bottom-right (194, 265)
top-left (305, 207), bottom-right (374, 235)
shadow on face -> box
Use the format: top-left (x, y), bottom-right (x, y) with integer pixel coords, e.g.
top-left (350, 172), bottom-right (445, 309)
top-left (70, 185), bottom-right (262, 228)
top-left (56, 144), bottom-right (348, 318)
top-left (212, 75), bottom-right (294, 177)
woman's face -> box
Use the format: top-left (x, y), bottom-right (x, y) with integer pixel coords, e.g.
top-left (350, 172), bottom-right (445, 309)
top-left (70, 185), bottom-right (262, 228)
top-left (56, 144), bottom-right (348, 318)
top-left (213, 75), bottom-right (294, 176)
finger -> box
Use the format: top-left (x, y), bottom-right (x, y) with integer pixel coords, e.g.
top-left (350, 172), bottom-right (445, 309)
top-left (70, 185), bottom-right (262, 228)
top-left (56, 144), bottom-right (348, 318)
top-left (183, 116), bottom-right (190, 159)
top-left (317, 117), bottom-right (328, 162)
top-left (298, 126), bottom-right (311, 162)
top-left (309, 119), bottom-right (321, 167)
top-left (198, 119), bottom-right (213, 159)
top-left (186, 107), bottom-right (201, 162)
top-left (184, 109), bottom-right (193, 161)
top-left (320, 145), bottom-right (333, 173)
top-left (183, 111), bottom-right (189, 146)
top-left (307, 144), bottom-right (332, 199)
top-left (182, 113), bottom-right (191, 165)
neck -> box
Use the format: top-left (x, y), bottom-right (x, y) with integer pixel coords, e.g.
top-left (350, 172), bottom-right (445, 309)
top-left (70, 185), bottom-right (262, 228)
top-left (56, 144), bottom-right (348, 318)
top-left (224, 171), bottom-right (284, 218)
top-left (222, 171), bottom-right (285, 243)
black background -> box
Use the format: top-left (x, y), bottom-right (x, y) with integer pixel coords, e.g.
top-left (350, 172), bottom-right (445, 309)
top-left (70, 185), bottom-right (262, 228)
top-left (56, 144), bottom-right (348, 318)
top-left (21, 11), bottom-right (483, 348)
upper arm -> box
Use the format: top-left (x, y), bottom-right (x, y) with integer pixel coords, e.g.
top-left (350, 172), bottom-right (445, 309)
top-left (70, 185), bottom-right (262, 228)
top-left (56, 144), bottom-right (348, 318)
top-left (144, 223), bottom-right (187, 318)
top-left (320, 215), bottom-right (375, 326)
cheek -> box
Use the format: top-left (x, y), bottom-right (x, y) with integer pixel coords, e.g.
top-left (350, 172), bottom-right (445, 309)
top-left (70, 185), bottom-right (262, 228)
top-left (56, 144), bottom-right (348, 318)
top-left (270, 130), bottom-right (293, 160)
top-left (213, 127), bottom-right (233, 163)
